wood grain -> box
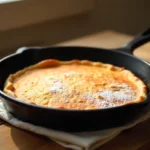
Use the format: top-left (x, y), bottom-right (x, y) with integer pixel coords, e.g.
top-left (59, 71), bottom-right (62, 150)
top-left (97, 119), bottom-right (150, 150)
top-left (58, 30), bottom-right (150, 62)
top-left (0, 30), bottom-right (150, 150)
top-left (0, 124), bottom-right (48, 150)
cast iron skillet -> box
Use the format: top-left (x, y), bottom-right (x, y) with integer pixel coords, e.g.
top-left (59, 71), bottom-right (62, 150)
top-left (0, 29), bottom-right (150, 132)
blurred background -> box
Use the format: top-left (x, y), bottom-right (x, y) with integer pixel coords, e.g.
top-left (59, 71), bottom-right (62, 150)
top-left (0, 0), bottom-right (150, 57)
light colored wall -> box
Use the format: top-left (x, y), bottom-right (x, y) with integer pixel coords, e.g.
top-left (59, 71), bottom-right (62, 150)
top-left (0, 0), bottom-right (150, 57)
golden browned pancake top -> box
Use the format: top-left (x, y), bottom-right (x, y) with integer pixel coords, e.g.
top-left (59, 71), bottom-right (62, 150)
top-left (4, 60), bottom-right (147, 110)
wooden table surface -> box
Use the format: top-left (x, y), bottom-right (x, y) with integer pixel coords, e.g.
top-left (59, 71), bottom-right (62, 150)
top-left (0, 30), bottom-right (150, 150)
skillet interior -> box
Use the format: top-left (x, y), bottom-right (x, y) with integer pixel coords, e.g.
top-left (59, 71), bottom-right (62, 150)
top-left (0, 46), bottom-right (149, 132)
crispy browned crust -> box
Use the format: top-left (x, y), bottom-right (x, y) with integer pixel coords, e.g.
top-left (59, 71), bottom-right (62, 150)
top-left (4, 59), bottom-right (147, 109)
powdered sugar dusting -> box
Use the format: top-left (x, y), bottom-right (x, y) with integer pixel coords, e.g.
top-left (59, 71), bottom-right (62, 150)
top-left (49, 80), bottom-right (63, 93)
top-left (64, 71), bottom-right (76, 77)
top-left (82, 93), bottom-right (95, 103)
top-left (98, 90), bottom-right (136, 102)
top-left (96, 82), bottom-right (137, 108)
top-left (80, 83), bottom-right (137, 108)
top-left (96, 100), bottom-right (118, 108)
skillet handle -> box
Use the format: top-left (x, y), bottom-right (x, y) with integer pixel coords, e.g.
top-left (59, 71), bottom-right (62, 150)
top-left (120, 28), bottom-right (150, 54)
